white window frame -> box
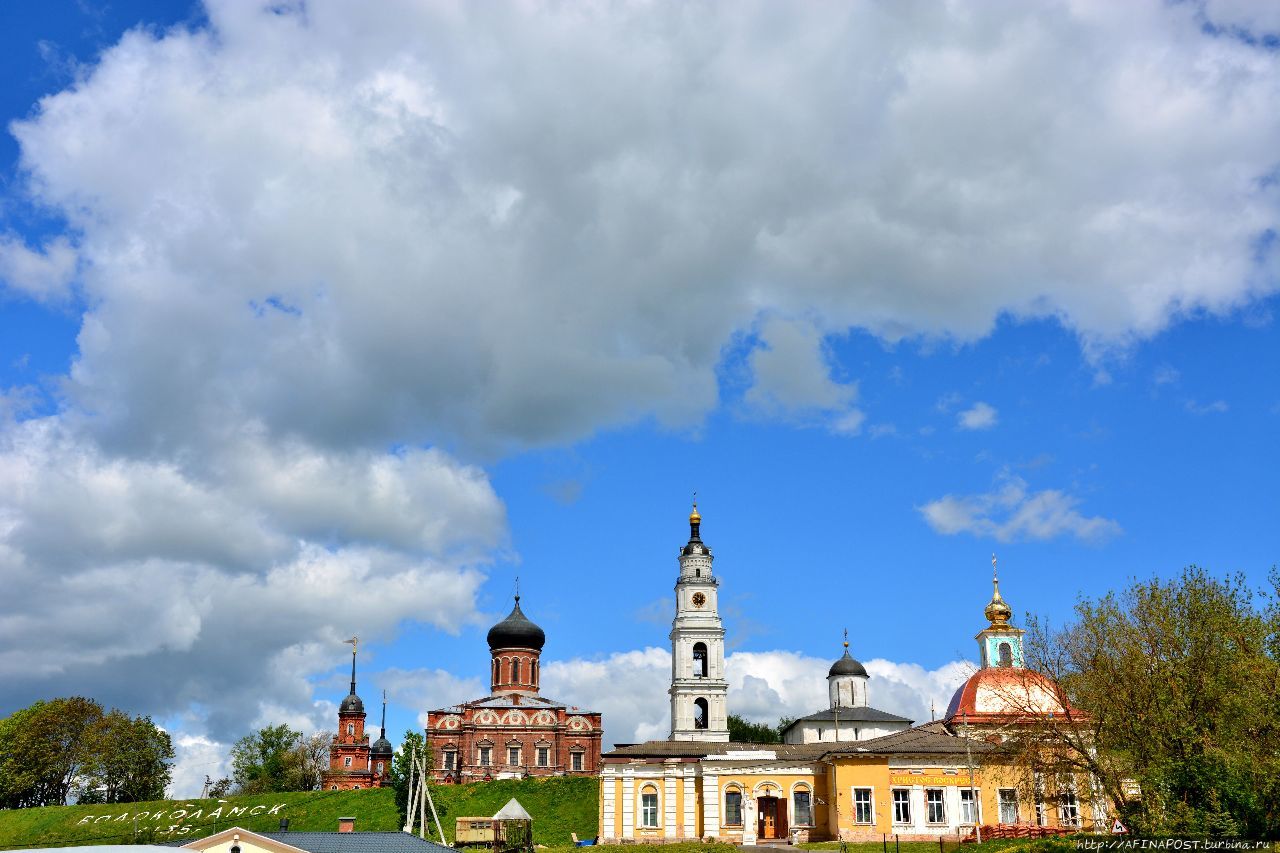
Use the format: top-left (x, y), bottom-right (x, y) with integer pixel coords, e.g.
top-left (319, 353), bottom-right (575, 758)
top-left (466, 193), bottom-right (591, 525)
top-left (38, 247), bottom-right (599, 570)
top-left (723, 786), bottom-right (744, 827)
top-left (343, 755), bottom-right (352, 768)
top-left (959, 788), bottom-right (980, 824)
top-left (570, 750), bottom-right (584, 771)
top-left (852, 787), bottom-right (875, 825)
top-left (892, 788), bottom-right (912, 824)
top-left (536, 746), bottom-right (550, 767)
top-left (1059, 790), bottom-right (1081, 828)
top-left (478, 745), bottom-right (492, 767)
top-left (925, 788), bottom-right (946, 825)
top-left (792, 784), bottom-right (813, 827)
top-left (507, 745), bottom-right (521, 766)
top-left (998, 789), bottom-right (1019, 824)
top-left (639, 785), bottom-right (660, 828)
top-left (443, 750), bottom-right (456, 771)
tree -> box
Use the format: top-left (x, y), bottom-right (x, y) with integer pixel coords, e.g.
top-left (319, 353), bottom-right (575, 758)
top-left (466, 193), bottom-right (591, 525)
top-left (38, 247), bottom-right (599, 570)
top-left (82, 710), bottom-right (174, 803)
top-left (230, 724), bottom-right (303, 794)
top-left (0, 698), bottom-right (172, 808)
top-left (1007, 566), bottom-right (1280, 837)
top-left (390, 729), bottom-right (431, 822)
top-left (727, 714), bottom-right (780, 743)
top-left (283, 731), bottom-right (332, 792)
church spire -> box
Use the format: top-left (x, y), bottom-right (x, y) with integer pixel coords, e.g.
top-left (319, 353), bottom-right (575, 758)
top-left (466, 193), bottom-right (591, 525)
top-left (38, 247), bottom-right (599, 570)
top-left (347, 636), bottom-right (359, 696)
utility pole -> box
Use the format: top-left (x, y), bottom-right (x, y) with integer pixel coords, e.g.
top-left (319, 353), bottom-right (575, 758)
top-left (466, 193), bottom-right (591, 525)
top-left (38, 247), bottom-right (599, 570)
top-left (962, 712), bottom-right (981, 843)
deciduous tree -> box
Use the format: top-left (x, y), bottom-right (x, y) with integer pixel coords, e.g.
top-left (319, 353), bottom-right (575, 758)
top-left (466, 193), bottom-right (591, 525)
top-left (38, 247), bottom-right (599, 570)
top-left (1006, 566), bottom-right (1280, 837)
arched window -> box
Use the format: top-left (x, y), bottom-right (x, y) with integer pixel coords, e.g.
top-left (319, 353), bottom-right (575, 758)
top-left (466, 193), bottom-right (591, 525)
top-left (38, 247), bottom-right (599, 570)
top-left (692, 642), bottom-right (708, 677)
top-left (639, 784), bottom-right (659, 828)
top-left (493, 658), bottom-right (500, 682)
top-left (347, 723), bottom-right (355, 736)
top-left (693, 697), bottom-right (709, 729)
top-left (724, 786), bottom-right (743, 826)
top-left (998, 642), bottom-right (1013, 667)
top-left (793, 784), bottom-right (813, 826)
top-left (376, 761), bottom-right (384, 773)
top-left (512, 658), bottom-right (521, 682)
top-left (533, 660), bottom-right (539, 687)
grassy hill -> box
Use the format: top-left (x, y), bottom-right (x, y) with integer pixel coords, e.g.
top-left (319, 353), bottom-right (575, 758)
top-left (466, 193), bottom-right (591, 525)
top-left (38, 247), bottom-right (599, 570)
top-left (0, 777), bottom-right (599, 851)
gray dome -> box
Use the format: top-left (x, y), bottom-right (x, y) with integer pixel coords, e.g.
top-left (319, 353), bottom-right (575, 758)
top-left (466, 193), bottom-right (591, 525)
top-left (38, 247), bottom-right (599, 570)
top-left (487, 596), bottom-right (546, 651)
top-left (829, 649), bottom-right (868, 678)
top-left (339, 692), bottom-right (365, 714)
top-left (371, 734), bottom-right (393, 756)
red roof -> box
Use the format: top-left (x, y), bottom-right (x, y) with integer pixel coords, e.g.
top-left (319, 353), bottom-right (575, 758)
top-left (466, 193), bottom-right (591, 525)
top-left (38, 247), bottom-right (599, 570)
top-left (943, 666), bottom-right (1083, 726)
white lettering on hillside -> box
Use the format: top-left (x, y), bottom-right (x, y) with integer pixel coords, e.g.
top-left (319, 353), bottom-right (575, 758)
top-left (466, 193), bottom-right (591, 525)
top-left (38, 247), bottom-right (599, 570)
top-left (72, 803), bottom-right (289, 835)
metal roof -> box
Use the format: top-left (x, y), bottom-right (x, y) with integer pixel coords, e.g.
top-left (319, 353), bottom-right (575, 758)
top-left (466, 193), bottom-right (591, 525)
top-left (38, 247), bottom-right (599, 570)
top-left (260, 832), bottom-right (452, 853)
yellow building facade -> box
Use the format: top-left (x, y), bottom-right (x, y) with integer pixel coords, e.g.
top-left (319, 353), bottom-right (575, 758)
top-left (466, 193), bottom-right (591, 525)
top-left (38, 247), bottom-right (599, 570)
top-left (599, 512), bottom-right (1106, 844)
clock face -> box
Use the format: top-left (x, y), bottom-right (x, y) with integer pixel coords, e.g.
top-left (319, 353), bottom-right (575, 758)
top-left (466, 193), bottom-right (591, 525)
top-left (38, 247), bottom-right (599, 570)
top-left (692, 592), bottom-right (706, 608)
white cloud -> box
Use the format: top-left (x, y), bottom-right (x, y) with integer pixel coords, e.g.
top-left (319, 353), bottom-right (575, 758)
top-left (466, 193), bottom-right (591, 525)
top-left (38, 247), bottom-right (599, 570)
top-left (1185, 398), bottom-right (1229, 414)
top-left (169, 733), bottom-right (233, 799)
top-left (541, 648), bottom-right (673, 746)
top-left (957, 401), bottom-right (999, 431)
top-left (0, 417), bottom-right (504, 741)
top-left (1153, 364), bottom-right (1181, 386)
top-left (0, 235), bottom-right (76, 300)
top-left (540, 646), bottom-right (969, 749)
top-left (3, 0), bottom-right (1275, 458)
top-left (746, 318), bottom-right (856, 415)
top-left (919, 474), bottom-right (1122, 543)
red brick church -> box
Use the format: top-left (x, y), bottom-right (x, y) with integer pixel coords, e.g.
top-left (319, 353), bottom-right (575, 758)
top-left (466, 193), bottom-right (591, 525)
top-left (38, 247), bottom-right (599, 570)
top-left (425, 595), bottom-right (603, 782)
top-left (321, 641), bottom-right (393, 790)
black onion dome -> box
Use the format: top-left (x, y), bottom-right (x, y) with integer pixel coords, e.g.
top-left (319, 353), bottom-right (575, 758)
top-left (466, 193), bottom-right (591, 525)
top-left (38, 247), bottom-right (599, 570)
top-left (371, 734), bottom-right (393, 756)
top-left (829, 649), bottom-right (869, 678)
top-left (487, 596), bottom-right (546, 651)
top-left (339, 692), bottom-right (365, 714)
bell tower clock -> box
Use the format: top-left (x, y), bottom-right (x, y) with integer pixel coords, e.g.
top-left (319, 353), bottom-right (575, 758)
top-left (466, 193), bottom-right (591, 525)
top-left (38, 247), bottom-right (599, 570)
top-left (668, 502), bottom-right (730, 742)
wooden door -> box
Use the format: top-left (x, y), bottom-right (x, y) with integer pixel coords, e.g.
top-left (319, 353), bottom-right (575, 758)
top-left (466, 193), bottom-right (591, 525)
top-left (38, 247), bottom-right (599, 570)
top-left (758, 797), bottom-right (777, 839)
top-left (776, 797), bottom-right (788, 839)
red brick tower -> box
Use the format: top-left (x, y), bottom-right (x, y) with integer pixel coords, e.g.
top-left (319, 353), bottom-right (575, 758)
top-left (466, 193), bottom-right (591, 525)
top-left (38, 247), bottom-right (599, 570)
top-left (323, 639), bottom-right (374, 790)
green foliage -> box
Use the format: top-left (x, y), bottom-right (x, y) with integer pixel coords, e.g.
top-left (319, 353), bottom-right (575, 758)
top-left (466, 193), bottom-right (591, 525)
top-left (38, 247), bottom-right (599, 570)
top-left (389, 729), bottom-right (429, 820)
top-left (1022, 565), bottom-right (1280, 838)
top-left (0, 776), bottom-right (599, 849)
top-left (230, 724), bottom-right (303, 794)
top-left (0, 697), bottom-right (173, 808)
top-left (727, 713), bottom-right (781, 743)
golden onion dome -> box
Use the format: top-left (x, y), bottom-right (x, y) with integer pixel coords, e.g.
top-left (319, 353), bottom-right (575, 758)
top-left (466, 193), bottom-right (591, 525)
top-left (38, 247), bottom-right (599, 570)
top-left (689, 502), bottom-right (701, 525)
top-left (985, 577), bottom-right (1013, 627)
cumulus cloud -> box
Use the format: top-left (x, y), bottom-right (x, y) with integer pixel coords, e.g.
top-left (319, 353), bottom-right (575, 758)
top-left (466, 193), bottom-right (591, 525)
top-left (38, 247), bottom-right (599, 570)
top-left (539, 647), bottom-right (969, 749)
top-left (5, 0), bottom-right (1278, 458)
top-left (0, 416), bottom-right (504, 741)
top-left (919, 473), bottom-right (1122, 543)
top-left (0, 234), bottom-right (76, 300)
top-left (957, 401), bottom-right (999, 430)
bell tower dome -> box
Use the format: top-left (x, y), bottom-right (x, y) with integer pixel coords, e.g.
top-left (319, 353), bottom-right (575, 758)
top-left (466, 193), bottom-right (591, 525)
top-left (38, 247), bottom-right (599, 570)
top-left (668, 501), bottom-right (729, 742)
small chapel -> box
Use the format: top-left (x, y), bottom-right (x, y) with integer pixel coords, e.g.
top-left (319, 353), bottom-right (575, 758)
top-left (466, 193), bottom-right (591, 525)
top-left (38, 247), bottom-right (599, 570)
top-left (424, 594), bottom-right (603, 782)
top-left (321, 641), bottom-right (393, 790)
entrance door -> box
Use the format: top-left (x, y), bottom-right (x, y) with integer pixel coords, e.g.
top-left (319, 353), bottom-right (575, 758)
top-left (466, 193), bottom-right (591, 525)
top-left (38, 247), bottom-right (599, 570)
top-left (758, 797), bottom-right (778, 840)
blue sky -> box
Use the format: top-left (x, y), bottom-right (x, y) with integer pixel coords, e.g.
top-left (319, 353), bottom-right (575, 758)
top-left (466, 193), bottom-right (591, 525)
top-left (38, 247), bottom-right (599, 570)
top-left (1, 0), bottom-right (1277, 796)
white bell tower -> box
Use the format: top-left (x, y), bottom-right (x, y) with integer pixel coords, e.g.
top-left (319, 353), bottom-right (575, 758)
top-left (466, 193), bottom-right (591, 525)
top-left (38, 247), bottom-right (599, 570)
top-left (669, 501), bottom-right (730, 741)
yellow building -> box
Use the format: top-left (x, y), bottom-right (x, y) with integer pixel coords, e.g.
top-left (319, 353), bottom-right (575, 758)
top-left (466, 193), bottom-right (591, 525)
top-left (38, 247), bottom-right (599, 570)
top-left (597, 510), bottom-right (1106, 844)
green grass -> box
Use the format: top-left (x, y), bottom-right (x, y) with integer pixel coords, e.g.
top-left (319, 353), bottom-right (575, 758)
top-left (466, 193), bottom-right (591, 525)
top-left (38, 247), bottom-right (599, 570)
top-left (0, 777), bottom-right (600, 850)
